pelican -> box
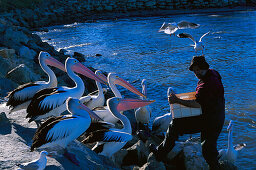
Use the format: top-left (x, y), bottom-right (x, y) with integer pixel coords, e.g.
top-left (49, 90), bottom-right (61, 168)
top-left (218, 120), bottom-right (246, 164)
top-left (92, 72), bottom-right (146, 124)
top-left (135, 79), bottom-right (152, 131)
top-left (30, 98), bottom-right (102, 166)
top-left (26, 57), bottom-right (105, 126)
top-left (159, 21), bottom-right (200, 37)
top-left (152, 87), bottom-right (173, 135)
top-left (6, 51), bottom-right (65, 113)
top-left (177, 31), bottom-right (210, 55)
top-left (79, 70), bottom-right (106, 110)
top-left (17, 151), bottom-right (50, 170)
top-left (82, 97), bottom-right (154, 158)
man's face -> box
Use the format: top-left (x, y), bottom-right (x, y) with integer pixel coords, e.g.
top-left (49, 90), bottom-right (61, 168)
top-left (192, 65), bottom-right (207, 79)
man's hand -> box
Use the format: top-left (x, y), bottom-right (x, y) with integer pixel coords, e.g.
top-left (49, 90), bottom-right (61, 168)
top-left (168, 93), bottom-right (179, 104)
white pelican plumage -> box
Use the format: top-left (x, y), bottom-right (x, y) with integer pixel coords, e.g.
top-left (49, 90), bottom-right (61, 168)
top-left (26, 57), bottom-right (105, 126)
top-left (218, 120), bottom-right (246, 164)
top-left (17, 150), bottom-right (49, 170)
top-left (82, 97), bottom-right (154, 158)
top-left (6, 51), bottom-right (65, 113)
top-left (177, 31), bottom-right (210, 55)
top-left (79, 70), bottom-right (106, 109)
top-left (135, 79), bottom-right (152, 130)
top-left (152, 87), bottom-right (173, 135)
top-left (30, 98), bottom-right (102, 166)
top-left (159, 21), bottom-right (200, 37)
top-left (92, 72), bottom-right (146, 124)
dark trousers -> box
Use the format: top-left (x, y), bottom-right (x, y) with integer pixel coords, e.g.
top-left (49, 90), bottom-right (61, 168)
top-left (156, 113), bottom-right (225, 167)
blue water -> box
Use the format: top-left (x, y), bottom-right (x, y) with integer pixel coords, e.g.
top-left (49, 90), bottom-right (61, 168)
top-left (37, 10), bottom-right (256, 169)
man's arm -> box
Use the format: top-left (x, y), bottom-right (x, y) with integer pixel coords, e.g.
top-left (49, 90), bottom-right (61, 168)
top-left (168, 93), bottom-right (201, 108)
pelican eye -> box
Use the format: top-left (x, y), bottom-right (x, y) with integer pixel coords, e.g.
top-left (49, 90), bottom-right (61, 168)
top-left (115, 76), bottom-right (119, 78)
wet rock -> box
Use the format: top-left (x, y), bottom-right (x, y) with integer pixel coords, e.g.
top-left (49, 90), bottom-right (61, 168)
top-left (6, 64), bottom-right (40, 84)
top-left (95, 53), bottom-right (102, 57)
top-left (0, 112), bottom-right (8, 124)
top-left (144, 153), bottom-right (166, 170)
top-left (0, 55), bottom-right (13, 77)
top-left (0, 78), bottom-right (18, 96)
top-left (73, 52), bottom-right (85, 62)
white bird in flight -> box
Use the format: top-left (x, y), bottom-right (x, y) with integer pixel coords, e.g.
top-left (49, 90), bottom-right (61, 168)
top-left (177, 31), bottom-right (210, 55)
top-left (159, 21), bottom-right (200, 37)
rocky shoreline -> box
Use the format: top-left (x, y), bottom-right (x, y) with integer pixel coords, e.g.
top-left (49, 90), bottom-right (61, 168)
top-left (0, 1), bottom-right (252, 169)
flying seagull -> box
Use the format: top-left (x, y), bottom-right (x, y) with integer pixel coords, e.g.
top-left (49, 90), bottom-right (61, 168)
top-left (177, 31), bottom-right (210, 55)
top-left (159, 21), bottom-right (200, 37)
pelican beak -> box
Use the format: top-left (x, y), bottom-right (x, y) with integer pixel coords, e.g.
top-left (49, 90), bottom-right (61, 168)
top-left (45, 57), bottom-right (66, 72)
top-left (79, 103), bottom-right (103, 122)
top-left (97, 73), bottom-right (108, 85)
top-left (115, 77), bottom-right (146, 98)
top-left (72, 63), bottom-right (106, 84)
top-left (116, 98), bottom-right (154, 112)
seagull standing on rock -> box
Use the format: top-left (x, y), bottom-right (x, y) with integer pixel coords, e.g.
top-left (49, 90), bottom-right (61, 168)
top-left (177, 31), bottom-right (210, 55)
top-left (159, 21), bottom-right (200, 37)
top-left (17, 151), bottom-right (50, 170)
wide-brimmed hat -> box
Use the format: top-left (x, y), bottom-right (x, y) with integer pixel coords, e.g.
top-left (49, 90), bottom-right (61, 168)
top-left (189, 56), bottom-right (209, 71)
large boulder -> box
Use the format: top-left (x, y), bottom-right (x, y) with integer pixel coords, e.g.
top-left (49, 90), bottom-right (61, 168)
top-left (0, 54), bottom-right (14, 77)
top-left (18, 46), bottom-right (37, 60)
top-left (6, 64), bottom-right (40, 84)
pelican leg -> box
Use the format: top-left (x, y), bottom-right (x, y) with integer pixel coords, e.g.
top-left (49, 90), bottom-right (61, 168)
top-left (63, 149), bottom-right (80, 166)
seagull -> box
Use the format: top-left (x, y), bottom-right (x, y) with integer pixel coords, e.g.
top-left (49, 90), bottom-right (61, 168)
top-left (30, 98), bottom-right (103, 166)
top-left (26, 57), bottom-right (105, 127)
top-left (135, 79), bottom-right (152, 131)
top-left (82, 97), bottom-right (155, 158)
top-left (177, 31), bottom-right (210, 55)
top-left (159, 21), bottom-right (200, 37)
top-left (218, 120), bottom-right (246, 164)
top-left (152, 87), bottom-right (173, 135)
top-left (17, 151), bottom-right (50, 170)
top-left (6, 51), bottom-right (65, 113)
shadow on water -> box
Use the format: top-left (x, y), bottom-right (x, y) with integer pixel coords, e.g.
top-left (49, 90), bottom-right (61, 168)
top-left (12, 123), bottom-right (36, 145)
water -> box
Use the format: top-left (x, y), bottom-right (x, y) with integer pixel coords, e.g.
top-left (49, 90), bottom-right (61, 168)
top-left (37, 10), bottom-right (256, 169)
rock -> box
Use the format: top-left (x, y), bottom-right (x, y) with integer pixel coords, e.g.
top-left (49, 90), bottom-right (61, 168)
top-left (6, 64), bottom-right (40, 84)
top-left (0, 112), bottom-right (8, 124)
top-left (0, 55), bottom-right (13, 77)
top-left (73, 52), bottom-right (85, 62)
top-left (0, 78), bottom-right (18, 96)
top-left (3, 27), bottom-right (29, 45)
top-left (95, 53), bottom-right (102, 57)
top-left (18, 46), bottom-right (37, 60)
top-left (59, 49), bottom-right (68, 55)
top-left (112, 149), bottom-right (128, 168)
top-left (0, 48), bottom-right (15, 59)
top-left (144, 153), bottom-right (166, 170)
top-left (182, 142), bottom-right (208, 169)
top-left (122, 140), bottom-right (150, 167)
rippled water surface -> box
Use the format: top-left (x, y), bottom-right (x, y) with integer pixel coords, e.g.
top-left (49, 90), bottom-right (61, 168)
top-left (37, 10), bottom-right (256, 169)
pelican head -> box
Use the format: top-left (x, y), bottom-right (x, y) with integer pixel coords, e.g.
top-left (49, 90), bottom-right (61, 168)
top-left (66, 97), bottom-right (103, 121)
top-left (108, 97), bottom-right (154, 112)
top-left (108, 73), bottom-right (146, 98)
top-left (65, 57), bottom-right (106, 84)
top-left (40, 150), bottom-right (49, 157)
top-left (39, 51), bottom-right (66, 72)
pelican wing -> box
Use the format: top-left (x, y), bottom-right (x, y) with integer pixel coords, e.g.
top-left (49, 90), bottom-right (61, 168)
top-left (177, 33), bottom-right (196, 43)
top-left (6, 82), bottom-right (40, 108)
top-left (177, 21), bottom-right (200, 29)
top-left (199, 31), bottom-right (210, 42)
top-left (26, 88), bottom-right (67, 120)
top-left (86, 121), bottom-right (115, 134)
top-left (31, 115), bottom-right (77, 151)
top-left (83, 130), bottom-right (132, 144)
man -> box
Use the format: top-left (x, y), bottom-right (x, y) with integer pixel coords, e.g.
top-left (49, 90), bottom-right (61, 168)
top-left (150, 56), bottom-right (225, 169)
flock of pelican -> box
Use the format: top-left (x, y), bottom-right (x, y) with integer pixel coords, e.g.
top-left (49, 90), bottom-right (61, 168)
top-left (6, 51), bottom-right (154, 167)
top-left (7, 20), bottom-right (245, 168)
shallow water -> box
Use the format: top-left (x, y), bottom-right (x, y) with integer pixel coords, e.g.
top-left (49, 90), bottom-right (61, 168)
top-left (37, 10), bottom-right (256, 169)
